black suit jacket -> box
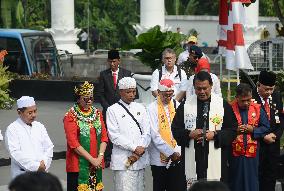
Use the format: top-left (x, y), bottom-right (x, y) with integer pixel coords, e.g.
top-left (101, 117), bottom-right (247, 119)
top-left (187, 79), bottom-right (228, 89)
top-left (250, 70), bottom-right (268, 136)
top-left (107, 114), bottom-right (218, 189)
top-left (252, 88), bottom-right (284, 139)
top-left (98, 67), bottom-right (132, 111)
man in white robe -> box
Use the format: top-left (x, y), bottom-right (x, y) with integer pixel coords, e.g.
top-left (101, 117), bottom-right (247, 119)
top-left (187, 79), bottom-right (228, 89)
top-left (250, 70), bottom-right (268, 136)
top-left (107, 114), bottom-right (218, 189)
top-left (106, 77), bottom-right (151, 191)
top-left (5, 96), bottom-right (54, 178)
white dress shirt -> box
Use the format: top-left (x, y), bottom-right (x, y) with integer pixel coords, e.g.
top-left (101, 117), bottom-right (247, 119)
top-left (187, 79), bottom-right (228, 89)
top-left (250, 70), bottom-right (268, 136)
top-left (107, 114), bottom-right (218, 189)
top-left (106, 100), bottom-right (151, 170)
top-left (179, 73), bottom-right (222, 98)
top-left (147, 100), bottom-right (180, 166)
top-left (111, 68), bottom-right (119, 84)
top-left (150, 65), bottom-right (187, 97)
top-left (0, 130), bottom-right (3, 141)
top-left (5, 118), bottom-right (54, 178)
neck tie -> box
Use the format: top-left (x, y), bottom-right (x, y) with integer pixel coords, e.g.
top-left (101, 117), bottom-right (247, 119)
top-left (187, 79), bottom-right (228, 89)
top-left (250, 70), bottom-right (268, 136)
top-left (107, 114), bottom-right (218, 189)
top-left (264, 99), bottom-right (270, 120)
top-left (113, 73), bottom-right (117, 89)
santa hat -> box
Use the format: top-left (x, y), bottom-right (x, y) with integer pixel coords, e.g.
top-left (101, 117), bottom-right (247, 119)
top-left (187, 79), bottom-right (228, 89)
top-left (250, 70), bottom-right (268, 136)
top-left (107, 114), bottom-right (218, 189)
top-left (158, 79), bottom-right (175, 91)
top-left (195, 58), bottom-right (210, 73)
top-left (118, 77), bottom-right (136, 89)
top-left (17, 96), bottom-right (36, 109)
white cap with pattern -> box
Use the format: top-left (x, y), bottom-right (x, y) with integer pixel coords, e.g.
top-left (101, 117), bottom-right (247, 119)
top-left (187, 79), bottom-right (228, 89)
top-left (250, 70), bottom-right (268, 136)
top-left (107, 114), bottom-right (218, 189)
top-left (17, 96), bottom-right (36, 109)
top-left (118, 77), bottom-right (136, 89)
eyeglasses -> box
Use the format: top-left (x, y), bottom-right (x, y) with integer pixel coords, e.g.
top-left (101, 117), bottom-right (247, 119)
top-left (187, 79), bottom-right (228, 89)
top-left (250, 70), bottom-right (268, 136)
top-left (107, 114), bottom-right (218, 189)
top-left (82, 96), bottom-right (93, 102)
top-left (164, 56), bottom-right (175, 60)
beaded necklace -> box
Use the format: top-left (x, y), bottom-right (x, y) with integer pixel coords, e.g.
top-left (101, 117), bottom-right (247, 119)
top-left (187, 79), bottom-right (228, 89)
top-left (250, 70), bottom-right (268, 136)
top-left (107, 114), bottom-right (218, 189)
top-left (71, 103), bottom-right (96, 123)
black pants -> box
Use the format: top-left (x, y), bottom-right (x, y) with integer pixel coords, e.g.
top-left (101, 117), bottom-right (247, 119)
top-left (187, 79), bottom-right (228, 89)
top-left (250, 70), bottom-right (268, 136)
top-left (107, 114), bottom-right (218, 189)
top-left (67, 172), bottom-right (79, 191)
top-left (151, 164), bottom-right (186, 191)
top-left (259, 140), bottom-right (280, 191)
top-left (102, 109), bottom-right (112, 163)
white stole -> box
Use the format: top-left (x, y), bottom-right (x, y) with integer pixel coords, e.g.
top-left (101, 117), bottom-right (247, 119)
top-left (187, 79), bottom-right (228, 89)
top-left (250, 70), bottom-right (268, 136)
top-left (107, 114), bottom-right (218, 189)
top-left (184, 94), bottom-right (224, 182)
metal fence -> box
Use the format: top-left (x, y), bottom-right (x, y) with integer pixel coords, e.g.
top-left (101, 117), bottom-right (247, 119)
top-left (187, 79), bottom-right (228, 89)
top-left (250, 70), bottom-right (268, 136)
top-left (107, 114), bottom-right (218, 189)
top-left (247, 37), bottom-right (284, 74)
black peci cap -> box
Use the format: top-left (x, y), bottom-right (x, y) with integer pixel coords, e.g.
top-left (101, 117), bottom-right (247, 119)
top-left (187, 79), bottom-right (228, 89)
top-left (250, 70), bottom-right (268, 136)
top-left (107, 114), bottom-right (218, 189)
top-left (108, 49), bottom-right (120, 59)
top-left (258, 71), bottom-right (276, 86)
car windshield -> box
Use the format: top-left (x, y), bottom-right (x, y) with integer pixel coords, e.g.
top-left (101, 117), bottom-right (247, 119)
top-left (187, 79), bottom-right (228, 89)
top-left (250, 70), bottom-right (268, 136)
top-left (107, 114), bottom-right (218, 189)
top-left (23, 35), bottom-right (60, 76)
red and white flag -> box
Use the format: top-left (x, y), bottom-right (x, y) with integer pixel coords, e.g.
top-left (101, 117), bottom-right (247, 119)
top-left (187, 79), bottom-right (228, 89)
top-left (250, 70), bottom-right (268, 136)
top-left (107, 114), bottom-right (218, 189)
top-left (218, 0), bottom-right (228, 56)
top-left (226, 0), bottom-right (254, 71)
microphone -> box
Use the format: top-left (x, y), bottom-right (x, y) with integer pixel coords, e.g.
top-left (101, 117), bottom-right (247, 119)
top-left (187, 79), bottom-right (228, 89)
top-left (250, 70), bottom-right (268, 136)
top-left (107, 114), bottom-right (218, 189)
top-left (202, 102), bottom-right (209, 147)
top-left (203, 102), bottom-right (209, 118)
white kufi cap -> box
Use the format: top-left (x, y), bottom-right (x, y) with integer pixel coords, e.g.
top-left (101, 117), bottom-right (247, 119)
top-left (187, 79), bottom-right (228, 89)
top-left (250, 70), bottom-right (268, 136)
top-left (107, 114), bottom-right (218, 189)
top-left (17, 96), bottom-right (36, 109)
top-left (118, 77), bottom-right (136, 89)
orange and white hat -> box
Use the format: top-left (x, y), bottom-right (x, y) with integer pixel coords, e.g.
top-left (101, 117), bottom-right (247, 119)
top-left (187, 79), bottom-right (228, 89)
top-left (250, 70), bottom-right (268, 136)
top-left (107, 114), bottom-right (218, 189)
top-left (158, 79), bottom-right (175, 91)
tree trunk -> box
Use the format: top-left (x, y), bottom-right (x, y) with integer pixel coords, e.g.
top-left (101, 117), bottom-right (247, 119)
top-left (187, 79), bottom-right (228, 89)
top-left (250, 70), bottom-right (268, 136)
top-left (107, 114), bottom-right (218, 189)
top-left (272, 0), bottom-right (284, 26)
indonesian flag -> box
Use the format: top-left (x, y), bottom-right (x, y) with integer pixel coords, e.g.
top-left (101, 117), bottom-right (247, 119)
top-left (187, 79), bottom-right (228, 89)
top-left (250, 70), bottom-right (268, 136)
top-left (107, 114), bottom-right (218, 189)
top-left (218, 0), bottom-right (228, 56)
top-left (226, 0), bottom-right (254, 71)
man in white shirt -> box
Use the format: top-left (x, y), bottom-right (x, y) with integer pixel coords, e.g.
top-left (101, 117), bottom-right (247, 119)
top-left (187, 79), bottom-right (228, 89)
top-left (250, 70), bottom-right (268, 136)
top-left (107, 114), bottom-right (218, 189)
top-left (177, 36), bottom-right (198, 65)
top-left (148, 79), bottom-right (186, 191)
top-left (106, 77), bottom-right (151, 191)
top-left (79, 29), bottom-right (88, 51)
top-left (150, 48), bottom-right (187, 99)
top-left (5, 96), bottom-right (54, 178)
top-left (176, 58), bottom-right (222, 102)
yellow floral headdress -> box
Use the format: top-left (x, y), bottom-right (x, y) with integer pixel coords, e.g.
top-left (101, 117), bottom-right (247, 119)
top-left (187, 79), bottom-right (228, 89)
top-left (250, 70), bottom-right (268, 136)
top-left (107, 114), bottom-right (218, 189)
top-left (74, 81), bottom-right (94, 96)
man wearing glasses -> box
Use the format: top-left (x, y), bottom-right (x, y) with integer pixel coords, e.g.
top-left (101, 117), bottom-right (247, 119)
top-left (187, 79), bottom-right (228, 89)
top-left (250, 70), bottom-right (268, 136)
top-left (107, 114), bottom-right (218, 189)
top-left (150, 48), bottom-right (187, 99)
top-left (148, 79), bottom-right (186, 191)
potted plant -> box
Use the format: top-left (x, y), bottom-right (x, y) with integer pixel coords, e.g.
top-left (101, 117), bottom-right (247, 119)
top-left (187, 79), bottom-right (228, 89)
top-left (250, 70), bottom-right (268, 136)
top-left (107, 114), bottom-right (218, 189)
top-left (129, 25), bottom-right (185, 71)
top-left (0, 50), bottom-right (14, 109)
top-left (127, 25), bottom-right (185, 104)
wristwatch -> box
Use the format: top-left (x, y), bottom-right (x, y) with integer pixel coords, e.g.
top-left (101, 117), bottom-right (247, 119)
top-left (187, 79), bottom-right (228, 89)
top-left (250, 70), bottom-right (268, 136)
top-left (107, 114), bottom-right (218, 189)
top-left (99, 152), bottom-right (104, 156)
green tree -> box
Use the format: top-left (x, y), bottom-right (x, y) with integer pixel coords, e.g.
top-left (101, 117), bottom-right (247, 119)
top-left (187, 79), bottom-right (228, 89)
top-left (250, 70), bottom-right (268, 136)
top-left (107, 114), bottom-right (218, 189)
top-left (75, 0), bottom-right (138, 49)
top-left (0, 0), bottom-right (24, 28)
top-left (24, 0), bottom-right (50, 30)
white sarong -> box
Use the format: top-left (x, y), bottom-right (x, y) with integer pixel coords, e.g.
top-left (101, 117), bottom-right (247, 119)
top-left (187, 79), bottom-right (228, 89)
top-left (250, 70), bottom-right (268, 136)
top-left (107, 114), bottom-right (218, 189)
top-left (113, 169), bottom-right (145, 191)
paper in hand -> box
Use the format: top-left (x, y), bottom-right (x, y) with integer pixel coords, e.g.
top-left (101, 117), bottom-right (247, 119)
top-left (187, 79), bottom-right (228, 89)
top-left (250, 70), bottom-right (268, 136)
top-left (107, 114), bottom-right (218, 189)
top-left (166, 145), bottom-right (181, 169)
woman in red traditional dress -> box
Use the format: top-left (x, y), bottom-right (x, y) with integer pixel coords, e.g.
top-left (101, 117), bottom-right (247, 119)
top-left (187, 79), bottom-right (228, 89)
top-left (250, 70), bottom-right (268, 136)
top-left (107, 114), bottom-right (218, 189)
top-left (63, 81), bottom-right (108, 191)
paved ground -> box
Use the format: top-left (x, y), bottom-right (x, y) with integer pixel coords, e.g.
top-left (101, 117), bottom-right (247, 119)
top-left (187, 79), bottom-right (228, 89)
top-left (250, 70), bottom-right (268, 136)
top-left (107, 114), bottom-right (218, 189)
top-left (0, 101), bottom-right (153, 191)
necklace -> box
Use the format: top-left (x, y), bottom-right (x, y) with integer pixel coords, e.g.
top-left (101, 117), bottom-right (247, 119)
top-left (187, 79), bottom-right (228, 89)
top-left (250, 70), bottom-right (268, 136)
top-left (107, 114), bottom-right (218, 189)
top-left (71, 104), bottom-right (97, 123)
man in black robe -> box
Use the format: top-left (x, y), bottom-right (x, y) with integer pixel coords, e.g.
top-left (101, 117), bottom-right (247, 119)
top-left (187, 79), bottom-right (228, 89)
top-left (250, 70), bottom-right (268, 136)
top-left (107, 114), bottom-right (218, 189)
top-left (252, 71), bottom-right (284, 191)
top-left (171, 71), bottom-right (237, 188)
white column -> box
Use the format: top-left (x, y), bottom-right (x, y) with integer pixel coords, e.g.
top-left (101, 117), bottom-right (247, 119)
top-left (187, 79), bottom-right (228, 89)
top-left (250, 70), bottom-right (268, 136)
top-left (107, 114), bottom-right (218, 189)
top-left (244, 0), bottom-right (265, 48)
top-left (140, 0), bottom-right (165, 29)
top-left (134, 0), bottom-right (170, 35)
top-left (45, 0), bottom-right (84, 54)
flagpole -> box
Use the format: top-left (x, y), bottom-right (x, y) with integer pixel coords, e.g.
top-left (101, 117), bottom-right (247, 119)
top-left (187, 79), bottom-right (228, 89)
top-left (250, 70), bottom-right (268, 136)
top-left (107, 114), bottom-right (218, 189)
top-left (227, 70), bottom-right (231, 101)
top-left (237, 69), bottom-right (240, 85)
top-left (219, 55), bottom-right (223, 81)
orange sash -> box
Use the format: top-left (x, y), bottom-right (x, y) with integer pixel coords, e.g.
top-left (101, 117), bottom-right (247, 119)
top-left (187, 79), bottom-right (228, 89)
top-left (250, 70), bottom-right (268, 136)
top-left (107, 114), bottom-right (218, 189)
top-left (231, 100), bottom-right (260, 158)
